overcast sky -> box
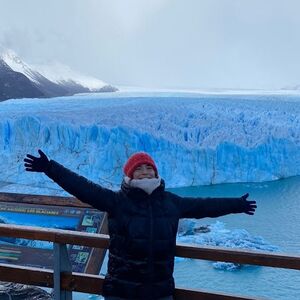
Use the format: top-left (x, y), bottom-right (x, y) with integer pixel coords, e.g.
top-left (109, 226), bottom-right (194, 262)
top-left (1, 0), bottom-right (300, 90)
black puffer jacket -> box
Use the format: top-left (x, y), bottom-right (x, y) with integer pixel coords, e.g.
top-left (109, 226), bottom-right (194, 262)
top-left (45, 160), bottom-right (248, 299)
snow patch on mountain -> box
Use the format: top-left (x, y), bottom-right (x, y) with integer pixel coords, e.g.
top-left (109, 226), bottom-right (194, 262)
top-left (1, 49), bottom-right (43, 84)
top-left (32, 62), bottom-right (107, 91)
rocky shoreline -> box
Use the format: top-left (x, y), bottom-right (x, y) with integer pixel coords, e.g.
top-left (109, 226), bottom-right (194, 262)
top-left (0, 282), bottom-right (52, 300)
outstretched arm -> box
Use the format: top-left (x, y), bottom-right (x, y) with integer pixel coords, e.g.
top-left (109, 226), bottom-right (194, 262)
top-left (176, 193), bottom-right (256, 219)
top-left (24, 150), bottom-right (117, 213)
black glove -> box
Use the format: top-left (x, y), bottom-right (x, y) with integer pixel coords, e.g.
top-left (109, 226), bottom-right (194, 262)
top-left (24, 149), bottom-right (50, 173)
top-left (240, 193), bottom-right (257, 215)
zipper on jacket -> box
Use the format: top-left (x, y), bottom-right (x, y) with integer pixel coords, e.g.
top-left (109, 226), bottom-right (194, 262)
top-left (148, 197), bottom-right (154, 298)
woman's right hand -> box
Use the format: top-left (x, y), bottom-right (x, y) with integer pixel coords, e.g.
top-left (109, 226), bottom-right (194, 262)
top-left (24, 149), bottom-right (50, 172)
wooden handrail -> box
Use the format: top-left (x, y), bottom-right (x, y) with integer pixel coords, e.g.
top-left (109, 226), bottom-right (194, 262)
top-left (0, 224), bottom-right (110, 249)
top-left (0, 224), bottom-right (299, 270)
top-left (0, 263), bottom-right (264, 300)
top-left (176, 242), bottom-right (300, 270)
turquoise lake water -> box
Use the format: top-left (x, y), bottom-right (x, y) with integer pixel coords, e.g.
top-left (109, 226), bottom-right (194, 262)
top-left (171, 176), bottom-right (300, 300)
top-left (72, 176), bottom-right (300, 300)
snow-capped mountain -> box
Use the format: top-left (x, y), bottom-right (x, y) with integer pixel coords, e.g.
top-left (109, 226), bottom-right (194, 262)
top-left (0, 49), bottom-right (117, 101)
top-left (282, 84), bottom-right (300, 90)
top-left (0, 58), bottom-right (45, 100)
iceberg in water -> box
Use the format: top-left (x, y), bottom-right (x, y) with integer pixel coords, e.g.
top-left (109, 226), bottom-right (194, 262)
top-left (176, 220), bottom-right (279, 271)
top-left (0, 91), bottom-right (299, 192)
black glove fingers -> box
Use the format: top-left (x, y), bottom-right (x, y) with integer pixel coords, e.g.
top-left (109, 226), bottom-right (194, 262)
top-left (25, 166), bottom-right (33, 170)
top-left (241, 193), bottom-right (249, 200)
top-left (242, 195), bottom-right (257, 215)
top-left (248, 200), bottom-right (256, 205)
top-left (38, 149), bottom-right (46, 158)
top-left (24, 158), bottom-right (34, 164)
top-left (26, 154), bottom-right (38, 160)
top-left (24, 151), bottom-right (49, 173)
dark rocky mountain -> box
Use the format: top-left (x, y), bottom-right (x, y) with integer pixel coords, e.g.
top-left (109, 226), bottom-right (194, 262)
top-left (0, 59), bottom-right (45, 101)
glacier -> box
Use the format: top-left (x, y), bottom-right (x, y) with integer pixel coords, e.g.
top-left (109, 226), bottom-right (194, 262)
top-left (0, 90), bottom-right (300, 193)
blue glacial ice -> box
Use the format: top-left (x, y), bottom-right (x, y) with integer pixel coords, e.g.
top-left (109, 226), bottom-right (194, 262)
top-left (0, 91), bottom-right (300, 193)
top-left (176, 220), bottom-right (279, 271)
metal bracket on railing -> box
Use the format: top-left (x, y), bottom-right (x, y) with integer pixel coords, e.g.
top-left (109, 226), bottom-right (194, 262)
top-left (54, 243), bottom-right (72, 300)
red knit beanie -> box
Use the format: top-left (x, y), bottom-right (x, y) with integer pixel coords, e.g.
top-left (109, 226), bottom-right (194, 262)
top-left (123, 152), bottom-right (158, 178)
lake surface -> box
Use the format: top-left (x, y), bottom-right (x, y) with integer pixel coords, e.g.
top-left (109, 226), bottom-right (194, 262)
top-left (171, 176), bottom-right (300, 300)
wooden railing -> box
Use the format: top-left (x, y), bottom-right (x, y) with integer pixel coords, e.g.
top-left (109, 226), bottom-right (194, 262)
top-left (0, 192), bottom-right (299, 299)
top-left (0, 224), bottom-right (299, 300)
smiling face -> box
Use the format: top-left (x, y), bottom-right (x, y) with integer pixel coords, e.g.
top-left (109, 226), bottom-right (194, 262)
top-left (132, 164), bottom-right (156, 180)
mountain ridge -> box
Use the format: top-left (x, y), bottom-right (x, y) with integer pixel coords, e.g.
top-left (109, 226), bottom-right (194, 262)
top-left (0, 49), bottom-right (117, 101)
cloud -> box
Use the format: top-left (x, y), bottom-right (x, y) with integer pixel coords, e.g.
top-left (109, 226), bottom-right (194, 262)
top-left (1, 0), bottom-right (300, 89)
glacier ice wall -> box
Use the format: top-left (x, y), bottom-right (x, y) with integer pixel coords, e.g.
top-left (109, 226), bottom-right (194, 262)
top-left (0, 92), bottom-right (300, 192)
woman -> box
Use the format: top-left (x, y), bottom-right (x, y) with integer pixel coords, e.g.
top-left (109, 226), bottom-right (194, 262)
top-left (24, 150), bottom-right (256, 300)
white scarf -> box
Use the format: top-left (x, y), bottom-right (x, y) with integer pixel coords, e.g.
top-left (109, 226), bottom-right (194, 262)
top-left (124, 176), bottom-right (161, 195)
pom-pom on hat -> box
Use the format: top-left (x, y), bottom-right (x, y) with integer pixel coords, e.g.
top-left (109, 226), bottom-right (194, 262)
top-left (123, 152), bottom-right (158, 178)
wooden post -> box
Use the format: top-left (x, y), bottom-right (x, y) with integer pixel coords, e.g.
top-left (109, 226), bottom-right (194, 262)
top-left (54, 243), bottom-right (72, 300)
